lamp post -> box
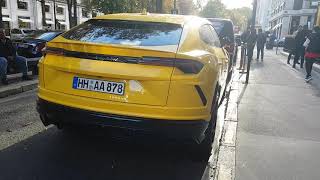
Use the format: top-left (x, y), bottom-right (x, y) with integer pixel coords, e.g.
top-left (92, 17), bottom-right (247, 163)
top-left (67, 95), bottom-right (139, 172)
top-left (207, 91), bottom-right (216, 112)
top-left (251, 0), bottom-right (257, 28)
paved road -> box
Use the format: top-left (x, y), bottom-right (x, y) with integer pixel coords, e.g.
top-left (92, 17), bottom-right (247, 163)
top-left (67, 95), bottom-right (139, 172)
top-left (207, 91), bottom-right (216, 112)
top-left (236, 50), bottom-right (320, 180)
top-left (0, 89), bottom-right (223, 180)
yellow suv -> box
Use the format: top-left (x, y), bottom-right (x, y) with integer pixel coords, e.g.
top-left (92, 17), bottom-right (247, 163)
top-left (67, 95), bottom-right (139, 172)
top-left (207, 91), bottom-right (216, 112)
top-left (37, 13), bottom-right (229, 151)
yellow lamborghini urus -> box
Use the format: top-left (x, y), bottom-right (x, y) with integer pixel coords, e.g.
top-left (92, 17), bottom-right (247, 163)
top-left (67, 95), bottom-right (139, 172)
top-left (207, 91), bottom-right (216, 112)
top-left (37, 13), bottom-right (230, 154)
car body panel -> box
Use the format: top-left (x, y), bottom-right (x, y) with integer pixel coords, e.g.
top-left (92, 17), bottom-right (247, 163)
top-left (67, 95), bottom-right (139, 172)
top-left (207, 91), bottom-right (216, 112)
top-left (38, 14), bottom-right (229, 140)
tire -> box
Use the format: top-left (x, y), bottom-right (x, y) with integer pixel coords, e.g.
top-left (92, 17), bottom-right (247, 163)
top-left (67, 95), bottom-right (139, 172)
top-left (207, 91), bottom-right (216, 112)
top-left (191, 87), bottom-right (220, 162)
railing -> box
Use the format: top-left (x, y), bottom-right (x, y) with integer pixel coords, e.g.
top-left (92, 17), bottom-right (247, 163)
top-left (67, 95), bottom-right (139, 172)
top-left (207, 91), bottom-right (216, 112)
top-left (238, 42), bottom-right (251, 84)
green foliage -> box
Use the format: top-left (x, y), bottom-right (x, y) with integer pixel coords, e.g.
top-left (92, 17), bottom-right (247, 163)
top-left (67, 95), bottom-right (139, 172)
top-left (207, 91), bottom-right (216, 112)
top-left (87, 0), bottom-right (174, 14)
top-left (200, 0), bottom-right (252, 31)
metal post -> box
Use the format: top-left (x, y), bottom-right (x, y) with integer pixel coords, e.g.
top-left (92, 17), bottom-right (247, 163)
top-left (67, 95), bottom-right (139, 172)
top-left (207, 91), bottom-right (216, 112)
top-left (246, 0), bottom-right (257, 84)
top-left (53, 0), bottom-right (57, 30)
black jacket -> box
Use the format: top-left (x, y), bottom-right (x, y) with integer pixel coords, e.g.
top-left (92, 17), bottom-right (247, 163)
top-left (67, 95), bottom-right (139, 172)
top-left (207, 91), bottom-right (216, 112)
top-left (306, 32), bottom-right (320, 54)
top-left (247, 33), bottom-right (257, 48)
top-left (295, 29), bottom-right (310, 48)
top-left (0, 38), bottom-right (17, 58)
top-left (256, 33), bottom-right (266, 47)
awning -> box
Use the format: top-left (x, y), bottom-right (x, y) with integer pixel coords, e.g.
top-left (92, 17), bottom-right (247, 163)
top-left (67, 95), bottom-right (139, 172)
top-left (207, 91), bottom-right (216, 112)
top-left (58, 21), bottom-right (66, 25)
top-left (2, 17), bottom-right (11, 21)
top-left (272, 23), bottom-right (282, 30)
top-left (46, 20), bottom-right (54, 25)
top-left (19, 18), bottom-right (33, 23)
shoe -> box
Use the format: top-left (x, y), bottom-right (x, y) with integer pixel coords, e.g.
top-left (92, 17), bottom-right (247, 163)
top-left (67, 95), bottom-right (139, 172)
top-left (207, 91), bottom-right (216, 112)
top-left (287, 62), bottom-right (290, 64)
top-left (22, 76), bottom-right (33, 81)
top-left (297, 62), bottom-right (300, 64)
top-left (305, 76), bottom-right (312, 82)
top-left (301, 66), bottom-right (304, 69)
top-left (292, 65), bottom-right (296, 68)
top-left (1, 78), bottom-right (8, 85)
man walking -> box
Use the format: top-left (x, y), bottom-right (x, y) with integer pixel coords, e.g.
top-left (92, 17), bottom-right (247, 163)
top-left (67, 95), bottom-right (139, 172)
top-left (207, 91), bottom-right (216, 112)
top-left (293, 25), bottom-right (310, 68)
top-left (247, 28), bottom-right (257, 62)
top-left (0, 29), bottom-right (31, 85)
top-left (256, 29), bottom-right (266, 61)
top-left (304, 26), bottom-right (320, 82)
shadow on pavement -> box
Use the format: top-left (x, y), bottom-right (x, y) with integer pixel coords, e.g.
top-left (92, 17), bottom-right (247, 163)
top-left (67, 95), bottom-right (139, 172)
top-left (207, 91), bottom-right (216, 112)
top-left (0, 126), bottom-right (208, 180)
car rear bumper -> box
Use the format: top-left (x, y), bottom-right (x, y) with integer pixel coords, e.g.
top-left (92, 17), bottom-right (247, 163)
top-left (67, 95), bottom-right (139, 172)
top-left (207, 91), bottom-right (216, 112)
top-left (37, 98), bottom-right (209, 142)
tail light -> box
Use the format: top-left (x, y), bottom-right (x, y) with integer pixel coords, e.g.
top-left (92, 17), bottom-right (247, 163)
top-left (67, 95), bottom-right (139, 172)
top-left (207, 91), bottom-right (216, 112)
top-left (43, 47), bottom-right (65, 56)
top-left (44, 47), bottom-right (204, 74)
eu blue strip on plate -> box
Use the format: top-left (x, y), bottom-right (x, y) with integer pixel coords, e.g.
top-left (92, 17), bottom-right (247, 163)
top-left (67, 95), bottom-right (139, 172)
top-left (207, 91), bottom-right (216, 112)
top-left (73, 77), bottom-right (79, 89)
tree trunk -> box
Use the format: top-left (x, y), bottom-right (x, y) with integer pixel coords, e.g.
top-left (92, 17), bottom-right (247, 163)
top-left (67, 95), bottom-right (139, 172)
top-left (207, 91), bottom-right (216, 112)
top-left (67, 0), bottom-right (73, 28)
top-left (156, 0), bottom-right (162, 13)
top-left (40, 0), bottom-right (46, 28)
top-left (73, 0), bottom-right (77, 26)
top-left (0, 0), bottom-right (3, 28)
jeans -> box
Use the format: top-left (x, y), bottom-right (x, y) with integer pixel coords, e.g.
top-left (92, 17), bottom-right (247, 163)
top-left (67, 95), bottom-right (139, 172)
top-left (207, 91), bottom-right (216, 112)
top-left (294, 47), bottom-right (305, 67)
top-left (305, 58), bottom-right (316, 77)
top-left (0, 56), bottom-right (28, 79)
top-left (257, 45), bottom-right (264, 60)
top-left (247, 46), bottom-right (254, 62)
top-left (16, 56), bottom-right (28, 76)
top-left (0, 57), bottom-right (7, 80)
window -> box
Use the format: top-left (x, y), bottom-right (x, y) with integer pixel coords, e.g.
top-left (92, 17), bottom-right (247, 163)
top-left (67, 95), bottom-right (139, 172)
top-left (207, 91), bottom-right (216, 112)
top-left (45, 5), bottom-right (50, 12)
top-left (92, 11), bottom-right (97, 17)
top-left (62, 20), bottom-right (183, 46)
top-left (199, 24), bottom-right (221, 47)
top-left (17, 0), bottom-right (28, 10)
top-left (56, 6), bottom-right (64, 15)
top-left (293, 0), bottom-right (303, 10)
top-left (1, 0), bottom-right (6, 8)
top-left (18, 16), bottom-right (31, 29)
top-left (82, 8), bottom-right (89, 18)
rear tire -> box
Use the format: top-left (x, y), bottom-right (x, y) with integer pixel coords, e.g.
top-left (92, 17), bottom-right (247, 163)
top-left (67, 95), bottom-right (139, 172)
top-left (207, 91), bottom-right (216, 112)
top-left (192, 88), bottom-right (219, 162)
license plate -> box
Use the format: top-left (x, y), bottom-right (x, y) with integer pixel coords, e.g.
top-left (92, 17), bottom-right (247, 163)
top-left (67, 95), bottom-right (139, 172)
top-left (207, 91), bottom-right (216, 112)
top-left (72, 77), bottom-right (125, 95)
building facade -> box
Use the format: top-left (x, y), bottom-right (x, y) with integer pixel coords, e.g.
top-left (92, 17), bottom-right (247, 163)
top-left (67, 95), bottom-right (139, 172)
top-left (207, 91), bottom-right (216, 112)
top-left (256, 0), bottom-right (271, 30)
top-left (266, 0), bottom-right (318, 39)
top-left (1, 0), bottom-right (97, 31)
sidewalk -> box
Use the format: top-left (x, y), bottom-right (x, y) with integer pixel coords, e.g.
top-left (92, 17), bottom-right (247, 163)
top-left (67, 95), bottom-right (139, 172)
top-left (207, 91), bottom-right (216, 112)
top-left (235, 50), bottom-right (320, 180)
top-left (0, 73), bottom-right (38, 98)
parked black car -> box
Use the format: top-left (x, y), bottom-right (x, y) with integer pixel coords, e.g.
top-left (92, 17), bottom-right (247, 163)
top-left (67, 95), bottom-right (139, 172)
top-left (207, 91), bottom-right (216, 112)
top-left (17, 31), bottom-right (63, 75)
top-left (207, 18), bottom-right (236, 84)
top-left (17, 31), bottom-right (63, 58)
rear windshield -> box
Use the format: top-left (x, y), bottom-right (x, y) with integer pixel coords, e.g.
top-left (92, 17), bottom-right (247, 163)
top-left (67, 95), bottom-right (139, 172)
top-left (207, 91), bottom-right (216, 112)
top-left (62, 19), bottom-right (183, 46)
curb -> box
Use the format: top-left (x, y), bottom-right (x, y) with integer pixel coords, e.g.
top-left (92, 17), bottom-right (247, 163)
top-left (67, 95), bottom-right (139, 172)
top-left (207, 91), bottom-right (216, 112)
top-left (0, 80), bottom-right (38, 98)
top-left (214, 80), bottom-right (240, 180)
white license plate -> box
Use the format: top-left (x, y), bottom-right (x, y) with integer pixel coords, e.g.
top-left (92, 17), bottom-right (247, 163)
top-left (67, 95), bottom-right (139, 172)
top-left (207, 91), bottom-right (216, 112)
top-left (72, 77), bottom-right (125, 95)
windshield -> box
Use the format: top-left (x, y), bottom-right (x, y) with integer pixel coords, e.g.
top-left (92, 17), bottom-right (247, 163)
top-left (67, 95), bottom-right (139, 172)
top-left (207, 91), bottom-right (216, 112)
top-left (36, 32), bottom-right (60, 41)
top-left (62, 19), bottom-right (183, 46)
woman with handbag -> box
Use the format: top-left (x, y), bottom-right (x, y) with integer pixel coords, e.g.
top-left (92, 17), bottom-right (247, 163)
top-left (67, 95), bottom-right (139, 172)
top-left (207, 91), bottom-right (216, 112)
top-left (304, 26), bottom-right (320, 82)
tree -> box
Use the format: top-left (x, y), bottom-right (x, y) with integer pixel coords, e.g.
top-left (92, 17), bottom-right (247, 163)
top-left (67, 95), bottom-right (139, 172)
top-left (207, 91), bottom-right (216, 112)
top-left (200, 0), bottom-right (227, 18)
top-left (73, 0), bottom-right (77, 26)
top-left (200, 0), bottom-right (252, 31)
top-left (66, 0), bottom-right (73, 28)
top-left (177, 0), bottom-right (195, 15)
top-left (0, 0), bottom-right (3, 28)
top-left (40, 0), bottom-right (46, 28)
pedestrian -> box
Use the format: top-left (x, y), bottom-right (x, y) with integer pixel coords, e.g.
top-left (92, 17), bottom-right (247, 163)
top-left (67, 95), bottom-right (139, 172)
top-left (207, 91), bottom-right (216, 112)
top-left (293, 25), bottom-right (310, 68)
top-left (303, 26), bottom-right (320, 82)
top-left (287, 25), bottom-right (303, 64)
top-left (0, 29), bottom-right (31, 85)
top-left (256, 29), bottom-right (266, 61)
top-left (246, 28), bottom-right (257, 62)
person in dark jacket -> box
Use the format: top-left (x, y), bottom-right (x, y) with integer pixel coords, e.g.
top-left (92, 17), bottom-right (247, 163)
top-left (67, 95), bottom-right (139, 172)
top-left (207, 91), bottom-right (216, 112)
top-left (256, 29), bottom-right (266, 61)
top-left (0, 29), bottom-right (31, 85)
top-left (304, 26), bottom-right (320, 82)
top-left (287, 25), bottom-right (303, 64)
top-left (246, 28), bottom-right (257, 62)
top-left (293, 25), bottom-right (310, 68)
